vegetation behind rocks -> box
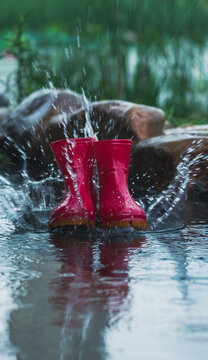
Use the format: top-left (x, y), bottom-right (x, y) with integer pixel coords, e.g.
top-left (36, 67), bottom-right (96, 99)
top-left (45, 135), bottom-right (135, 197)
top-left (0, 0), bottom-right (208, 126)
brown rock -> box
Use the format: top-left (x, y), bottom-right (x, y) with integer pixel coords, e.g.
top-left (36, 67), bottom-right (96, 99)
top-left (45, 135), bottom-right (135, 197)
top-left (0, 89), bottom-right (85, 173)
top-left (1, 88), bottom-right (84, 141)
top-left (71, 100), bottom-right (165, 141)
top-left (129, 131), bottom-right (208, 199)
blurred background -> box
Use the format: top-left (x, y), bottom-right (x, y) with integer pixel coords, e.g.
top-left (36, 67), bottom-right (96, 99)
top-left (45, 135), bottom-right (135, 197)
top-left (0, 0), bottom-right (208, 126)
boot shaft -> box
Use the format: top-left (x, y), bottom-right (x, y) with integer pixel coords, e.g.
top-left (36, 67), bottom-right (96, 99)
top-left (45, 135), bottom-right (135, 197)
top-left (93, 139), bottom-right (147, 229)
top-left (93, 139), bottom-right (133, 197)
top-left (93, 139), bottom-right (132, 171)
top-left (50, 138), bottom-right (95, 195)
top-left (49, 138), bottom-right (96, 228)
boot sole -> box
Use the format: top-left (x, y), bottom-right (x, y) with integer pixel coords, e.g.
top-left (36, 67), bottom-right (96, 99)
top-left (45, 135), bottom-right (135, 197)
top-left (49, 218), bottom-right (95, 229)
top-left (100, 220), bottom-right (148, 230)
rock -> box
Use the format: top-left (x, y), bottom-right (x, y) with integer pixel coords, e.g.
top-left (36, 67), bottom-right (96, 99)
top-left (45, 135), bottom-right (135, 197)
top-left (0, 88), bottom-right (84, 140)
top-left (129, 131), bottom-right (208, 199)
top-left (70, 100), bottom-right (165, 141)
top-left (0, 93), bottom-right (10, 107)
top-left (0, 89), bottom-right (85, 174)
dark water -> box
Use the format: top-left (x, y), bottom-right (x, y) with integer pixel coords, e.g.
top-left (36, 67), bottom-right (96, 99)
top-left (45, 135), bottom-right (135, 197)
top-left (0, 187), bottom-right (208, 359)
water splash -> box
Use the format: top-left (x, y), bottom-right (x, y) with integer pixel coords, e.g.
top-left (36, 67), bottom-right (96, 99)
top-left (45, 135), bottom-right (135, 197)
top-left (81, 88), bottom-right (98, 140)
top-left (146, 139), bottom-right (208, 231)
top-left (146, 158), bottom-right (188, 231)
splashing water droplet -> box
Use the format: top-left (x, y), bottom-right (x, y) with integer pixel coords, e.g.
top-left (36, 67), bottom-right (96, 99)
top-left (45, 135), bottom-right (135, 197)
top-left (81, 88), bottom-right (98, 140)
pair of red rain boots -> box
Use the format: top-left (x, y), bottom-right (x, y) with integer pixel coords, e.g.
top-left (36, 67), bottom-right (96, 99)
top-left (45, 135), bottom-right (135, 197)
top-left (49, 138), bottom-right (147, 230)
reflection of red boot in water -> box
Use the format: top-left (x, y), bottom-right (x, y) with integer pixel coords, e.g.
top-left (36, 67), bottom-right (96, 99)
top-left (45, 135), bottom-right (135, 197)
top-left (50, 234), bottom-right (146, 329)
top-left (93, 139), bottom-right (148, 230)
top-left (49, 138), bottom-right (95, 229)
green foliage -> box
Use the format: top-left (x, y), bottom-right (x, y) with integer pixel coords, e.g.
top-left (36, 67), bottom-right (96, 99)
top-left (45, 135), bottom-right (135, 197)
top-left (4, 17), bottom-right (60, 103)
top-left (0, 0), bottom-right (208, 125)
top-left (130, 51), bottom-right (160, 106)
top-left (0, 0), bottom-right (208, 41)
top-left (6, 15), bottom-right (34, 103)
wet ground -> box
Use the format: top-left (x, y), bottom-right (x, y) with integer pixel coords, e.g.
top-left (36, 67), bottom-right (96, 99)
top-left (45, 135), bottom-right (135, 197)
top-left (0, 199), bottom-right (208, 360)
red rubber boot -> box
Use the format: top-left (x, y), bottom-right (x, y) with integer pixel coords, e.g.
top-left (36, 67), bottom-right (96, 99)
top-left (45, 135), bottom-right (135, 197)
top-left (49, 138), bottom-right (95, 229)
top-left (93, 139), bottom-right (148, 230)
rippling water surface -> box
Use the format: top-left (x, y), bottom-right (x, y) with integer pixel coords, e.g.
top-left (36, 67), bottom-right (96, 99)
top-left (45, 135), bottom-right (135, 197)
top-left (0, 166), bottom-right (208, 360)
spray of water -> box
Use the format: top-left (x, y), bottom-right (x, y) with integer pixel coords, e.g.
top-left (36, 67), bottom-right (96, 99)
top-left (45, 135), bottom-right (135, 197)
top-left (146, 139), bottom-right (208, 231)
top-left (81, 88), bottom-right (98, 140)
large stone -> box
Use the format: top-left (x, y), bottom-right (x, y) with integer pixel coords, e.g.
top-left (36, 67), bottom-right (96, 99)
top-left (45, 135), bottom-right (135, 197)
top-left (0, 88), bottom-right (84, 141)
top-left (0, 89), bottom-right (85, 173)
top-left (129, 130), bottom-right (208, 199)
top-left (70, 100), bottom-right (165, 141)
